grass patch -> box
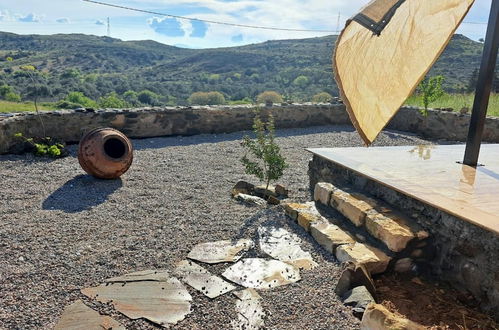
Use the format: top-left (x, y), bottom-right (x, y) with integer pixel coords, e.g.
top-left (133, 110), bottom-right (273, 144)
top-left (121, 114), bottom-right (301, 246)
top-left (0, 101), bottom-right (56, 113)
top-left (405, 93), bottom-right (499, 117)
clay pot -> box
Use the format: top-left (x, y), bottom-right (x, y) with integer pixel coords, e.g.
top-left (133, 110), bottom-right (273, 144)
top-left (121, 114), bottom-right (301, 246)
top-left (78, 128), bottom-right (133, 179)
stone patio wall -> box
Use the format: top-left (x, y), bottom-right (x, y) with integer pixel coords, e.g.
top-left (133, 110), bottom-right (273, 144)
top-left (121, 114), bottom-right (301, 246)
top-left (308, 155), bottom-right (499, 320)
top-left (2, 104), bottom-right (499, 154)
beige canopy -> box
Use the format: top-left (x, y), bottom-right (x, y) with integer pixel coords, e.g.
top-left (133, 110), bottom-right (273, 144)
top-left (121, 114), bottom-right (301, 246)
top-left (334, 0), bottom-right (475, 145)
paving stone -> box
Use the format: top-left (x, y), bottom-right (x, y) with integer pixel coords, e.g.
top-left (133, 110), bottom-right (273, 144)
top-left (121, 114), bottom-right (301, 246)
top-left (331, 190), bottom-right (377, 227)
top-left (81, 271), bottom-right (192, 326)
top-left (233, 288), bottom-right (261, 301)
top-left (187, 239), bottom-right (254, 264)
top-left (231, 296), bottom-right (266, 329)
top-left (54, 300), bottom-right (125, 330)
top-left (361, 303), bottom-right (425, 330)
top-left (335, 242), bottom-right (391, 275)
top-left (314, 182), bottom-right (335, 205)
top-left (174, 260), bottom-right (236, 298)
top-left (258, 226), bottom-right (317, 270)
top-left (310, 222), bottom-right (355, 253)
top-left (365, 211), bottom-right (415, 252)
top-left (222, 258), bottom-right (300, 289)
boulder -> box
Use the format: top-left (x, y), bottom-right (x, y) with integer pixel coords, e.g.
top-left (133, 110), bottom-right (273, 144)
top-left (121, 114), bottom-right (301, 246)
top-left (231, 181), bottom-right (255, 197)
top-left (361, 303), bottom-right (425, 330)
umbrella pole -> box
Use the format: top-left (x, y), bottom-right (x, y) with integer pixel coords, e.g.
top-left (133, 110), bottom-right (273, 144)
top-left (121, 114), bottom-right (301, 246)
top-left (463, 0), bottom-right (499, 166)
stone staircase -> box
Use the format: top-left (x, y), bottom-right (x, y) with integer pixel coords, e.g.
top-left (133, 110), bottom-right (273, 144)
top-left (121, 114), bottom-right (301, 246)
top-left (283, 182), bottom-right (432, 276)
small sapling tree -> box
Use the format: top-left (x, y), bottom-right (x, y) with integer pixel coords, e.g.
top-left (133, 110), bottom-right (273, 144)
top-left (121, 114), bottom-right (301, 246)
top-left (418, 75), bottom-right (445, 116)
top-left (241, 110), bottom-right (288, 191)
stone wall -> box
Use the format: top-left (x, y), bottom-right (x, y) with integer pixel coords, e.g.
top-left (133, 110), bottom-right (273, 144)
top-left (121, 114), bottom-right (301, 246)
top-left (2, 104), bottom-right (499, 154)
top-left (308, 156), bottom-right (499, 320)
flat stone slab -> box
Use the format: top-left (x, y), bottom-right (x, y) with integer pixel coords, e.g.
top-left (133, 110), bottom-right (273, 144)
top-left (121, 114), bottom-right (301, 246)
top-left (310, 222), bottom-right (355, 253)
top-left (222, 258), bottom-right (300, 289)
top-left (81, 271), bottom-right (192, 326)
top-left (365, 211), bottom-right (415, 252)
top-left (54, 300), bottom-right (125, 330)
top-left (283, 202), bottom-right (317, 221)
top-left (258, 226), bottom-right (317, 270)
top-left (174, 260), bottom-right (236, 298)
top-left (331, 190), bottom-right (377, 227)
top-left (233, 288), bottom-right (261, 301)
top-left (231, 295), bottom-right (266, 329)
top-left (361, 303), bottom-right (425, 330)
top-left (187, 239), bottom-right (254, 264)
top-left (335, 243), bottom-right (391, 275)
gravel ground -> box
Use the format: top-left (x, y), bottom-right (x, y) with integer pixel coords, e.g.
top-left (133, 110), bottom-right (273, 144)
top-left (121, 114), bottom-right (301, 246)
top-left (0, 125), bottom-right (432, 330)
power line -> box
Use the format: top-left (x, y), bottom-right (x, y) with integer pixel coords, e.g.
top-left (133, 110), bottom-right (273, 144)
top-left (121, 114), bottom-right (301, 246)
top-left (82, 0), bottom-right (339, 33)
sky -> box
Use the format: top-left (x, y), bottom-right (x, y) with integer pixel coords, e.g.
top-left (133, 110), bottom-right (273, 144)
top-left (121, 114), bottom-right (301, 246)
top-left (0, 0), bottom-right (493, 49)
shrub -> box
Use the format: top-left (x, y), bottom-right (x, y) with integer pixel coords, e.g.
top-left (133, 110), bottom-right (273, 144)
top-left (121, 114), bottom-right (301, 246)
top-left (256, 91), bottom-right (283, 105)
top-left (98, 92), bottom-right (129, 108)
top-left (65, 91), bottom-right (97, 108)
top-left (55, 100), bottom-right (82, 109)
top-left (293, 75), bottom-right (309, 88)
top-left (123, 90), bottom-right (140, 106)
top-left (418, 75), bottom-right (445, 115)
top-left (188, 91), bottom-right (226, 105)
top-left (137, 90), bottom-right (159, 105)
top-left (312, 92), bottom-right (333, 103)
top-left (5, 91), bottom-right (21, 102)
top-left (0, 84), bottom-right (14, 98)
top-left (241, 110), bottom-right (288, 190)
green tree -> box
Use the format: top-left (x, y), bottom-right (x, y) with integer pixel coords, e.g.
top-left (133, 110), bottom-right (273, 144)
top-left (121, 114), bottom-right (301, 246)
top-left (293, 75), bottom-right (309, 88)
top-left (257, 91), bottom-right (283, 105)
top-left (5, 91), bottom-right (21, 102)
top-left (123, 90), bottom-right (140, 106)
top-left (137, 90), bottom-right (159, 105)
top-left (312, 92), bottom-right (333, 103)
top-left (418, 75), bottom-right (445, 115)
top-left (65, 91), bottom-right (97, 108)
top-left (0, 84), bottom-right (14, 98)
top-left (188, 91), bottom-right (225, 105)
top-left (241, 111), bottom-right (288, 190)
top-left (98, 92), bottom-right (129, 108)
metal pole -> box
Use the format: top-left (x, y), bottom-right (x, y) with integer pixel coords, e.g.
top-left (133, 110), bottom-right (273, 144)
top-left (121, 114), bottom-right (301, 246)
top-left (463, 0), bottom-right (499, 166)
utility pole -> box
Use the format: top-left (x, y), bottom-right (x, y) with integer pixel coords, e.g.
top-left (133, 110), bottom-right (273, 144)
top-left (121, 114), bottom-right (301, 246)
top-left (107, 17), bottom-right (111, 37)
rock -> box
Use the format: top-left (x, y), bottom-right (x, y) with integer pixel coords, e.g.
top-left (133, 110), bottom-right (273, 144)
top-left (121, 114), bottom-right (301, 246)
top-left (336, 243), bottom-right (391, 275)
top-left (335, 262), bottom-right (377, 300)
top-left (310, 222), bottom-right (355, 253)
top-left (267, 195), bottom-right (280, 205)
top-left (254, 185), bottom-right (277, 198)
top-left (314, 182), bottom-right (334, 205)
top-left (275, 184), bottom-right (289, 197)
top-left (233, 288), bottom-right (261, 301)
top-left (394, 258), bottom-right (415, 273)
top-left (365, 211), bottom-right (415, 252)
top-left (231, 180), bottom-right (255, 197)
top-left (222, 258), bottom-right (301, 289)
top-left (231, 295), bottom-right (266, 329)
top-left (297, 212), bottom-right (323, 232)
top-left (342, 286), bottom-right (375, 314)
top-left (258, 226), bottom-right (317, 270)
top-left (81, 271), bottom-right (192, 326)
top-left (360, 303), bottom-right (426, 330)
top-left (174, 260), bottom-right (236, 298)
top-left (54, 300), bottom-right (125, 330)
top-left (187, 239), bottom-right (254, 264)
top-left (235, 193), bottom-right (266, 207)
top-left (331, 190), bottom-right (377, 227)
top-left (283, 202), bottom-right (316, 221)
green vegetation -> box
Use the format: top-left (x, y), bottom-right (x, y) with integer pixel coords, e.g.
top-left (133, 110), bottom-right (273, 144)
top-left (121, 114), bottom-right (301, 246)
top-left (241, 111), bottom-right (288, 190)
top-left (257, 91), bottom-right (283, 105)
top-left (312, 92), bottom-right (333, 103)
top-left (0, 32), bottom-right (494, 107)
top-left (418, 75), bottom-right (445, 115)
top-left (0, 100), bottom-right (54, 112)
top-left (13, 132), bottom-right (68, 158)
top-left (405, 93), bottom-right (499, 117)
top-left (188, 91), bottom-right (226, 105)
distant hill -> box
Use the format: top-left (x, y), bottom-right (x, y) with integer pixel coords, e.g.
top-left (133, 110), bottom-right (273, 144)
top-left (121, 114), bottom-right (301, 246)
top-left (0, 32), bottom-right (491, 105)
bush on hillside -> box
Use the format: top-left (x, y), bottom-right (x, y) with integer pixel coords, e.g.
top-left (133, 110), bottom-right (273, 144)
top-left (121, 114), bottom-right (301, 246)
top-left (188, 91), bottom-right (226, 105)
top-left (312, 92), bottom-right (333, 103)
top-left (256, 91), bottom-right (283, 105)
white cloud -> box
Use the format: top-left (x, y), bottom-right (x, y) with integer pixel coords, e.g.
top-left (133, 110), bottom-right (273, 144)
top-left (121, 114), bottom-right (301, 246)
top-left (56, 17), bottom-right (70, 24)
top-left (17, 13), bottom-right (42, 23)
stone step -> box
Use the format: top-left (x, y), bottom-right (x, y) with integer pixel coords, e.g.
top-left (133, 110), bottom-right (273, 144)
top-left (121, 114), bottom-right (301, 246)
top-left (283, 202), bottom-right (392, 275)
top-left (314, 182), bottom-right (428, 253)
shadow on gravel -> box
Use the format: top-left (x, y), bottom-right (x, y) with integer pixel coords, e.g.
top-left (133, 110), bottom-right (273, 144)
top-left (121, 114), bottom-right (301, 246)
top-left (42, 174), bottom-right (122, 213)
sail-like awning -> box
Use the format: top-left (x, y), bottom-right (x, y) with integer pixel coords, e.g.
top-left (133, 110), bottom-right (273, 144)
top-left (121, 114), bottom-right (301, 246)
top-left (334, 0), bottom-right (475, 145)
